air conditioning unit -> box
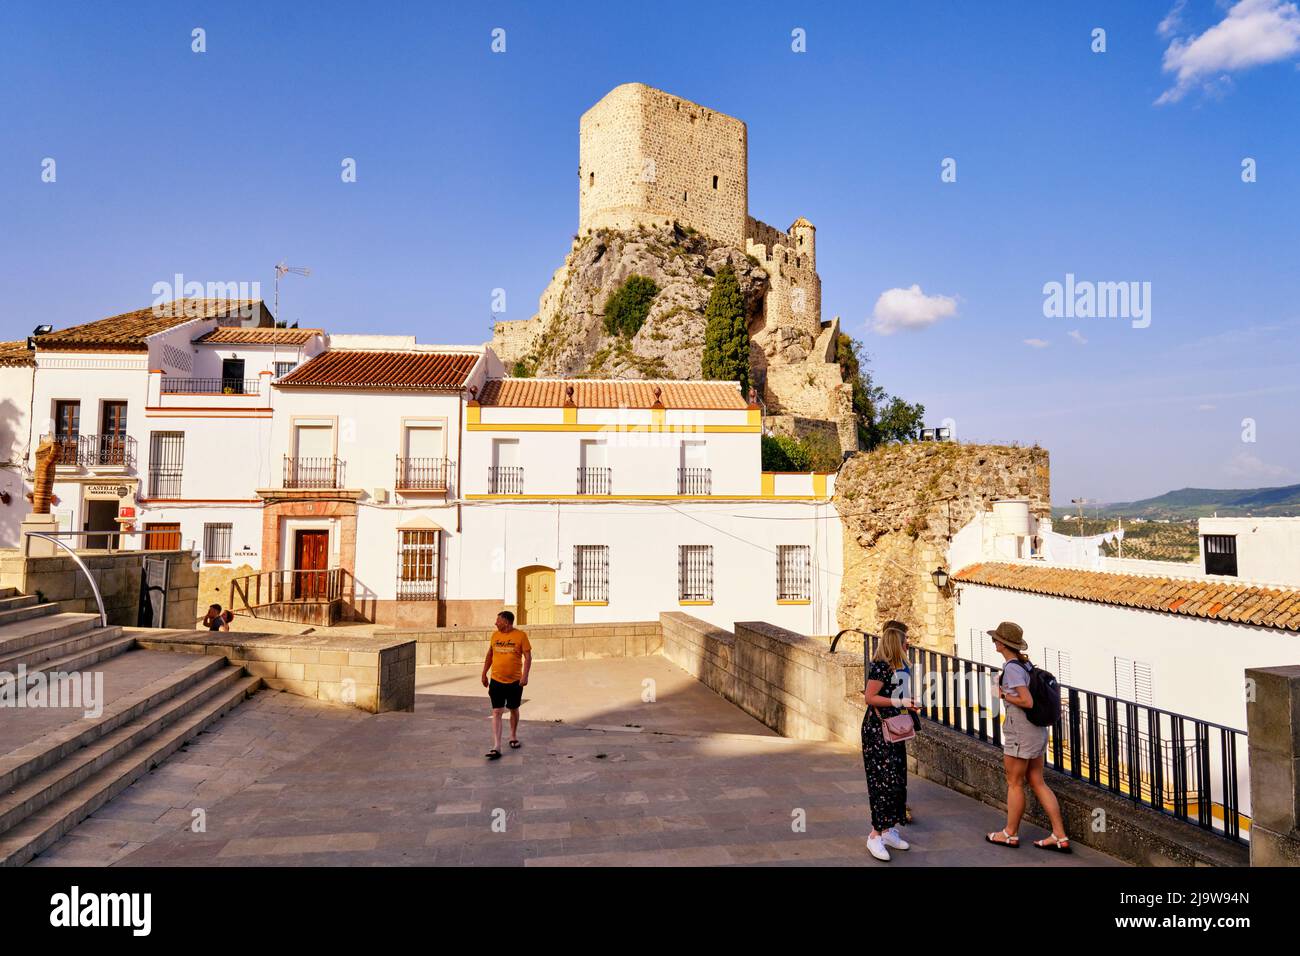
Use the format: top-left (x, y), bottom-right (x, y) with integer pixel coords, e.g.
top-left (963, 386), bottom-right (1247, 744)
top-left (373, 488), bottom-right (389, 503)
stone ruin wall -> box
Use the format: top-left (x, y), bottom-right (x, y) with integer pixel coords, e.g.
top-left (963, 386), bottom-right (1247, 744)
top-left (834, 443), bottom-right (1051, 652)
top-left (579, 83), bottom-right (749, 248)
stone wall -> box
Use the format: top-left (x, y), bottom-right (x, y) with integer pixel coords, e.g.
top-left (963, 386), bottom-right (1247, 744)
top-left (580, 83), bottom-right (749, 248)
top-left (0, 548), bottom-right (200, 628)
top-left (135, 630), bottom-right (416, 714)
top-left (377, 620), bottom-right (662, 666)
top-left (834, 443), bottom-right (1050, 650)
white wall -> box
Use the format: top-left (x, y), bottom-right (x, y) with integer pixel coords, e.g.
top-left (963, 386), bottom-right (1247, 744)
top-left (0, 363), bottom-right (34, 548)
top-left (1199, 517), bottom-right (1300, 587)
top-left (450, 499), bottom-right (841, 634)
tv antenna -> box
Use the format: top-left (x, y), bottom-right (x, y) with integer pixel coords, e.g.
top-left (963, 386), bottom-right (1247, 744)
top-left (1070, 497), bottom-right (1095, 536)
top-left (274, 262), bottom-right (311, 325)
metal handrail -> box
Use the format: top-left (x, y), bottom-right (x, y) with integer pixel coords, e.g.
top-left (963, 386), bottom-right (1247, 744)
top-left (21, 531), bottom-right (110, 627)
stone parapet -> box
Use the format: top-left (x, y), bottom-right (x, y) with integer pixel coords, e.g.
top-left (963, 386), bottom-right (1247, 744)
top-left (377, 621), bottom-right (663, 666)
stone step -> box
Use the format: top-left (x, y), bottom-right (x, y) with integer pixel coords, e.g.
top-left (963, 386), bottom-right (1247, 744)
top-left (0, 602), bottom-right (61, 629)
top-left (0, 628), bottom-right (133, 681)
top-left (0, 613), bottom-right (105, 658)
top-left (0, 588), bottom-right (17, 600)
top-left (0, 595), bottom-right (39, 614)
top-left (0, 654), bottom-right (228, 797)
top-left (0, 668), bottom-right (260, 867)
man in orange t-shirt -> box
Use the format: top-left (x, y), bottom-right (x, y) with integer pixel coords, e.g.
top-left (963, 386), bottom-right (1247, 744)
top-left (481, 610), bottom-right (532, 759)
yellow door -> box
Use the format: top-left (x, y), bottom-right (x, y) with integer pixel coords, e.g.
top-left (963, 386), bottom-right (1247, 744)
top-left (518, 566), bottom-right (555, 625)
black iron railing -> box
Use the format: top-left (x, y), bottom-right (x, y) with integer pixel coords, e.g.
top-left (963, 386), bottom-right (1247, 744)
top-left (576, 466), bottom-right (611, 495)
top-left (283, 456), bottom-right (345, 489)
top-left (396, 457), bottom-right (452, 492)
top-left (43, 434), bottom-right (136, 468)
top-left (160, 377), bottom-right (261, 395)
top-left (489, 465), bottom-right (523, 494)
top-left (835, 632), bottom-right (1248, 844)
top-left (230, 567), bottom-right (347, 610)
top-left (678, 466), bottom-right (712, 495)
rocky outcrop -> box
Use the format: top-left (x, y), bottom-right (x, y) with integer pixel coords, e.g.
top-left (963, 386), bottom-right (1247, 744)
top-left (494, 223), bottom-right (769, 380)
top-left (834, 443), bottom-right (1050, 650)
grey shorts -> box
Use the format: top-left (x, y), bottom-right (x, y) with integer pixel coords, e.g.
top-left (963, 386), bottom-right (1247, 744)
top-left (1002, 712), bottom-right (1049, 759)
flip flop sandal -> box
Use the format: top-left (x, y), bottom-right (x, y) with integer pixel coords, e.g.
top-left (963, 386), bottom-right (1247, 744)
top-left (485, 749), bottom-right (502, 760)
top-left (985, 830), bottom-right (1019, 848)
top-left (1034, 836), bottom-right (1072, 853)
top-left (509, 740), bottom-right (522, 749)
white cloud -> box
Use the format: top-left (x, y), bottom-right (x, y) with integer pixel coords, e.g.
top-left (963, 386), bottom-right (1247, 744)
top-left (1156, 0), bottom-right (1300, 104)
top-left (870, 284), bottom-right (958, 335)
top-left (1067, 329), bottom-right (1088, 345)
top-left (1023, 338), bottom-right (1050, 349)
top-left (1158, 0), bottom-right (1188, 38)
top-left (1197, 403), bottom-right (1217, 411)
top-left (1223, 449), bottom-right (1296, 481)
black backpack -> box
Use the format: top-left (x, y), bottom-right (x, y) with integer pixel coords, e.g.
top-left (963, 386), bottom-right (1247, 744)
top-left (1003, 660), bottom-right (1061, 727)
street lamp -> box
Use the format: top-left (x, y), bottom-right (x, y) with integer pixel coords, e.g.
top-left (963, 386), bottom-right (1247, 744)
top-left (931, 566), bottom-right (949, 591)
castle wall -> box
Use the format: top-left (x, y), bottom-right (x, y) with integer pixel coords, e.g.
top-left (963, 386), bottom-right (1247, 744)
top-left (579, 83), bottom-right (748, 248)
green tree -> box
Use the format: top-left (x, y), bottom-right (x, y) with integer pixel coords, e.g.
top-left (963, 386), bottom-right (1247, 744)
top-left (836, 333), bottom-right (926, 450)
top-left (701, 267), bottom-right (749, 395)
top-left (602, 275), bottom-right (659, 338)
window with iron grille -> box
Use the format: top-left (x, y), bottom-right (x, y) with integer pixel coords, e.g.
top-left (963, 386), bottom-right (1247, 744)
top-left (148, 431), bottom-right (184, 498)
top-left (203, 523), bottom-right (232, 562)
top-left (274, 361), bottom-right (297, 378)
top-left (573, 545), bottom-right (609, 602)
top-left (776, 545), bottom-right (811, 601)
top-left (1202, 534), bottom-right (1237, 576)
top-left (678, 545), bottom-right (713, 602)
top-left (397, 530), bottom-right (440, 600)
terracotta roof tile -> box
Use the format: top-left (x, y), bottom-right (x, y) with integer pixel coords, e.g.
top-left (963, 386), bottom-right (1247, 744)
top-left (476, 378), bottom-right (748, 409)
top-left (953, 562), bottom-right (1300, 633)
top-left (194, 327), bottom-right (322, 346)
top-left (275, 350), bottom-right (478, 390)
top-left (0, 340), bottom-right (34, 367)
top-left (37, 299), bottom-right (267, 352)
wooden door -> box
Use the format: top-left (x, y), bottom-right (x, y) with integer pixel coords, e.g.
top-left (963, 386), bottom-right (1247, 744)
top-left (517, 566), bottom-right (555, 625)
top-left (100, 401), bottom-right (128, 465)
top-left (294, 530), bottom-right (330, 600)
top-left (143, 522), bottom-right (181, 551)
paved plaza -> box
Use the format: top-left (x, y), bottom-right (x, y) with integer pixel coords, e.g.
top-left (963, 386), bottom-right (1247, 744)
top-left (28, 656), bottom-right (1120, 866)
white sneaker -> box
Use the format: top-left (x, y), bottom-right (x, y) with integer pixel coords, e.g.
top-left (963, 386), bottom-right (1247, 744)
top-left (882, 827), bottom-right (910, 851)
top-left (866, 834), bottom-right (892, 861)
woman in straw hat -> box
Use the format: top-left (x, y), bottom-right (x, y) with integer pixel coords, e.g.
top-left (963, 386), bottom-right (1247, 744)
top-left (985, 622), bottom-right (1071, 852)
top-left (861, 620), bottom-right (919, 862)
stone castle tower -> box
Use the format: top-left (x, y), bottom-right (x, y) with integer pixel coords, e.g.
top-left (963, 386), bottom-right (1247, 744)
top-left (494, 83), bottom-right (856, 453)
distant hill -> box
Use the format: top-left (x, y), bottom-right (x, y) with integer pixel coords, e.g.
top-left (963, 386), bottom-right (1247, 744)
top-left (1069, 483), bottom-right (1300, 519)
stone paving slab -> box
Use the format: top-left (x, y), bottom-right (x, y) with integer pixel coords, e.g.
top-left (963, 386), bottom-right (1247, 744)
top-left (29, 656), bottom-right (1121, 867)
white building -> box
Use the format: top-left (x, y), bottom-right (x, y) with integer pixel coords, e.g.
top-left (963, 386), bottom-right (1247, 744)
top-left (948, 502), bottom-right (1300, 732)
top-left (455, 378), bottom-right (842, 633)
top-left (0, 340), bottom-right (36, 548)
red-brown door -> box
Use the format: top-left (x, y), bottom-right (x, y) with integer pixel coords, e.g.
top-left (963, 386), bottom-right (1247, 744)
top-left (293, 530), bottom-right (330, 600)
top-left (144, 522), bottom-right (181, 551)
top-left (100, 401), bottom-right (128, 465)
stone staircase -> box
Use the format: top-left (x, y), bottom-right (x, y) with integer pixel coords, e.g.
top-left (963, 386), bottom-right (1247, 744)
top-left (0, 587), bottom-right (261, 866)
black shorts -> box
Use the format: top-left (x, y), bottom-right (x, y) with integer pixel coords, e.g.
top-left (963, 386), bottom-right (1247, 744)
top-left (488, 679), bottom-right (523, 710)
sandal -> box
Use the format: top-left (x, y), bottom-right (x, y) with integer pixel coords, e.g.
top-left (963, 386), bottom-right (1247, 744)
top-left (485, 749), bottom-right (501, 760)
top-left (1034, 834), bottom-right (1072, 853)
top-left (509, 740), bottom-right (521, 749)
top-left (985, 829), bottom-right (1019, 848)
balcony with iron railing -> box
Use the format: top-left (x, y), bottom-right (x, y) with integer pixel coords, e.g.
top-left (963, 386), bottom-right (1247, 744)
top-left (677, 467), bottom-right (712, 495)
top-left (42, 434), bottom-right (137, 470)
top-left (160, 376), bottom-right (262, 395)
top-left (283, 456), bottom-right (346, 489)
top-left (396, 457), bottom-right (452, 494)
top-left (488, 465), bottom-right (524, 494)
top-left (576, 466), bottom-right (611, 495)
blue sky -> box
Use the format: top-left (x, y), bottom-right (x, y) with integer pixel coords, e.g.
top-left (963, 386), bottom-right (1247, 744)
top-left (2, 0), bottom-right (1297, 504)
